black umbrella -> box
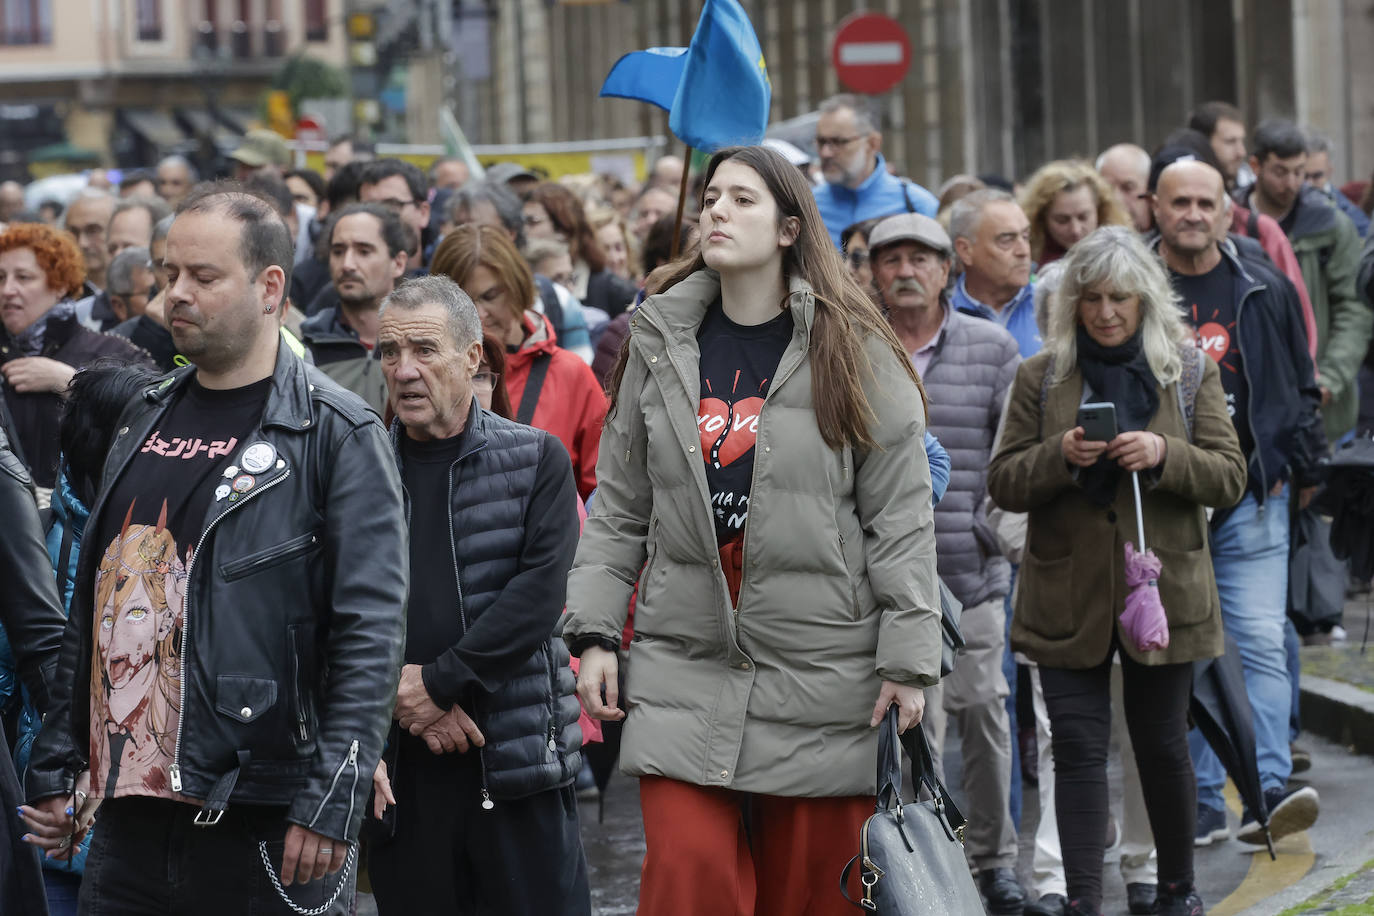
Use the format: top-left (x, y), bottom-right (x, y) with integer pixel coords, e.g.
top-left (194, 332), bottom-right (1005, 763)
top-left (1191, 633), bottom-right (1275, 860)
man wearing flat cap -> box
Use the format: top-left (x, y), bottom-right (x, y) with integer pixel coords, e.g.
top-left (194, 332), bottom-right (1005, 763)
top-left (871, 213), bottom-right (1028, 914)
top-left (232, 129), bottom-right (292, 181)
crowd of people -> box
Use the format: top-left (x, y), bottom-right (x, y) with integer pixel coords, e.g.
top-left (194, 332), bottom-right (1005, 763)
top-left (0, 90), bottom-right (1371, 916)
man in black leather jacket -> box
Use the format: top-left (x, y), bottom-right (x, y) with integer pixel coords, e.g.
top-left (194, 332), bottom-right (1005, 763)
top-left (0, 428), bottom-right (67, 913)
top-left (22, 185), bottom-right (407, 915)
top-left (366, 275), bottom-right (588, 915)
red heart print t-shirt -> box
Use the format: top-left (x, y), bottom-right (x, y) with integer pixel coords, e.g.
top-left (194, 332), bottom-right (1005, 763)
top-left (696, 299), bottom-right (794, 545)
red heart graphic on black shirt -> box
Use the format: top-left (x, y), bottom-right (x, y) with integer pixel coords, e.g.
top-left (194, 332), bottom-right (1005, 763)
top-left (698, 396), bottom-right (764, 467)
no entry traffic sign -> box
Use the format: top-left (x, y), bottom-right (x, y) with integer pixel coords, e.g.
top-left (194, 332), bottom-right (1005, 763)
top-left (831, 12), bottom-right (912, 95)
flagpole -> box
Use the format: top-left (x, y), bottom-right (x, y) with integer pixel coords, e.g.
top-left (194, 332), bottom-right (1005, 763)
top-left (670, 145), bottom-right (693, 259)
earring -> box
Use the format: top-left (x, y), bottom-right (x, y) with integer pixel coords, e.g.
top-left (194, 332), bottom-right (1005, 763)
top-left (264, 305), bottom-right (274, 314)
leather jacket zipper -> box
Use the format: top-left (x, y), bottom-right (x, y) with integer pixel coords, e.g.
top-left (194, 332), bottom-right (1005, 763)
top-left (171, 469), bottom-right (291, 793)
top-left (308, 738), bottom-right (359, 830)
top-left (290, 628), bottom-right (309, 742)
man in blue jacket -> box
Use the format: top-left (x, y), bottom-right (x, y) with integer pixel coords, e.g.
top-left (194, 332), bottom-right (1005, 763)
top-left (812, 94), bottom-right (938, 248)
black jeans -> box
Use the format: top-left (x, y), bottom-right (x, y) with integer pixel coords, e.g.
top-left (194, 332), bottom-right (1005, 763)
top-left (368, 734), bottom-right (590, 916)
top-left (1039, 644), bottom-right (1195, 910)
top-left (78, 797), bottom-right (355, 915)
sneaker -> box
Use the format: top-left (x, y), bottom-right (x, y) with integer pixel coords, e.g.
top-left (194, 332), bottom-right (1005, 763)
top-left (1194, 804), bottom-right (1228, 847)
top-left (978, 867), bottom-right (1028, 915)
top-left (574, 760), bottom-right (599, 801)
top-left (1238, 785), bottom-right (1319, 844)
top-left (1156, 881), bottom-right (1204, 916)
top-left (1025, 893), bottom-right (1067, 916)
top-left (1290, 743), bottom-right (1312, 775)
top-left (1126, 883), bottom-right (1159, 915)
top-left (1064, 899), bottom-right (1101, 916)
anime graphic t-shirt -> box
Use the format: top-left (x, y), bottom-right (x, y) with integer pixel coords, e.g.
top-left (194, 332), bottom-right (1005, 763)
top-left (696, 301), bottom-right (793, 545)
top-left (88, 376), bottom-right (271, 800)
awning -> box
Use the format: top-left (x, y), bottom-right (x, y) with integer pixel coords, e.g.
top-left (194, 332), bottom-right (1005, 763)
top-left (215, 106), bottom-right (261, 134)
top-left (119, 109), bottom-right (188, 151)
top-left (176, 108), bottom-right (242, 153)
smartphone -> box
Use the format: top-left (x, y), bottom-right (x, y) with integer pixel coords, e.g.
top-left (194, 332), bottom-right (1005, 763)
top-left (1076, 402), bottom-right (1118, 442)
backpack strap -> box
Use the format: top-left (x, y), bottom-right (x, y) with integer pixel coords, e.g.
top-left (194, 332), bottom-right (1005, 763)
top-left (1175, 346), bottom-right (1204, 442)
top-left (516, 351), bottom-right (553, 426)
top-left (900, 179), bottom-right (915, 213)
top-left (1037, 354), bottom-right (1057, 439)
top-left (534, 275), bottom-right (566, 343)
top-left (1246, 208), bottom-right (1259, 240)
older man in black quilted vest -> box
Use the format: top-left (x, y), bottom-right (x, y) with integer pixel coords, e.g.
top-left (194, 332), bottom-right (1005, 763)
top-left (871, 212), bottom-right (1026, 915)
top-left (369, 274), bottom-right (589, 915)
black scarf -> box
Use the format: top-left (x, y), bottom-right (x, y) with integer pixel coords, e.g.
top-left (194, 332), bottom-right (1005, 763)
top-left (1076, 325), bottom-right (1160, 506)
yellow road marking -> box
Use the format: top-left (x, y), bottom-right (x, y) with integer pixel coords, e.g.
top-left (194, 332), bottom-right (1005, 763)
top-left (1210, 781), bottom-right (1316, 916)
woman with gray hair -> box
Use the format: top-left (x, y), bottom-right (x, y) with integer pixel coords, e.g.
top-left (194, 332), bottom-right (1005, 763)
top-left (988, 226), bottom-right (1246, 916)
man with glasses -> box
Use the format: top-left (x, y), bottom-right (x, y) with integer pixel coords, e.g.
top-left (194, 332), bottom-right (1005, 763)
top-left (812, 94), bottom-right (937, 248)
top-left (360, 159), bottom-right (431, 268)
top-left (109, 246), bottom-right (181, 371)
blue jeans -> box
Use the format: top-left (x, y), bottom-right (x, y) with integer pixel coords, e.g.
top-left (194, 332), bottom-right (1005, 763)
top-left (1190, 489), bottom-right (1292, 811)
top-left (1285, 618), bottom-right (1302, 741)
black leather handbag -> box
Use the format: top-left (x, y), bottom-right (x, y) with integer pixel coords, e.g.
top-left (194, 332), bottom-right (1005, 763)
top-left (840, 709), bottom-right (985, 913)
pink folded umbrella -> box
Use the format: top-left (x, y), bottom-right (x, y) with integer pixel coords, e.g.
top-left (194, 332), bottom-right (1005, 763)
top-left (1121, 471), bottom-right (1170, 652)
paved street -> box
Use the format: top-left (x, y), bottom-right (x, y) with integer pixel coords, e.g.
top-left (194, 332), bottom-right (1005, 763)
top-left (574, 726), bottom-right (1370, 915)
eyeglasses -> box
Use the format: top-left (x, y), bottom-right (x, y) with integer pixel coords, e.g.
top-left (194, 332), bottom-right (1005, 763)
top-left (847, 250), bottom-right (870, 267)
top-left (472, 371), bottom-right (499, 391)
top-left (374, 198), bottom-right (417, 212)
top-left (816, 135), bottom-right (864, 151)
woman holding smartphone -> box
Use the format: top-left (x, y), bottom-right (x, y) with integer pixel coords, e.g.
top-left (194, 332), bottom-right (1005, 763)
top-left (564, 145), bottom-right (942, 916)
top-left (988, 226), bottom-right (1245, 916)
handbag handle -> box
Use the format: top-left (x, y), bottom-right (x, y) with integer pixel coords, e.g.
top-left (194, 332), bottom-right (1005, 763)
top-left (874, 706), bottom-right (967, 835)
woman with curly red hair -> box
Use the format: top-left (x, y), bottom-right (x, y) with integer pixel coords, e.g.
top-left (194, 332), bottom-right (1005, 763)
top-left (0, 223), bottom-right (149, 493)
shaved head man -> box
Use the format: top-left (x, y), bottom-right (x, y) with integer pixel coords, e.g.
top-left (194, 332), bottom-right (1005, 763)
top-left (1096, 144), bottom-right (1153, 232)
top-left (1149, 155), bottom-right (1326, 851)
top-left (0, 181), bottom-right (23, 222)
top-left (155, 156), bottom-right (197, 207)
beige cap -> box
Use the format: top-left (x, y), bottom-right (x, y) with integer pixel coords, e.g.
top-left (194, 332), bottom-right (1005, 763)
top-left (868, 212), bottom-right (952, 257)
top-left (230, 129), bottom-right (291, 168)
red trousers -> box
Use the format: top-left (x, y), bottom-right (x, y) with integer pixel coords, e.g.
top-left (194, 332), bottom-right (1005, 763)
top-left (637, 776), bottom-right (870, 916)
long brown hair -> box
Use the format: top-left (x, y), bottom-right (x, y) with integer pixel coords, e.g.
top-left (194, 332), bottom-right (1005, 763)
top-left (607, 145), bottom-right (925, 451)
top-left (479, 333), bottom-right (513, 419)
top-left (528, 183), bottom-right (608, 273)
top-left (430, 224), bottom-right (536, 324)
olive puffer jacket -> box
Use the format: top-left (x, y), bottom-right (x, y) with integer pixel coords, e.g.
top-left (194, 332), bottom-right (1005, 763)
top-left (563, 270), bottom-right (942, 798)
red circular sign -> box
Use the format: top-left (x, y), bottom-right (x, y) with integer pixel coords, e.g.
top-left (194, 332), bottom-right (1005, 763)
top-left (831, 13), bottom-right (912, 95)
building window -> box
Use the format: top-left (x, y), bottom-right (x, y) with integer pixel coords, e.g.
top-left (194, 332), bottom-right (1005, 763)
top-left (0, 0), bottom-right (52, 45)
top-left (305, 0), bottom-right (327, 42)
top-left (136, 0), bottom-right (163, 41)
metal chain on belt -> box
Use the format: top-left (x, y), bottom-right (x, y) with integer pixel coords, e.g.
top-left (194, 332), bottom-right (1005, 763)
top-left (256, 841), bottom-right (357, 916)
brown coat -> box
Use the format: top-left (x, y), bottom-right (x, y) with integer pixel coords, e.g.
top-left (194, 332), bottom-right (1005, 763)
top-left (987, 350), bottom-right (1246, 668)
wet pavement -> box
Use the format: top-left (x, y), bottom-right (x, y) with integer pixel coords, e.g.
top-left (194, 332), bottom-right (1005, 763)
top-left (574, 724), bottom-right (1369, 915)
